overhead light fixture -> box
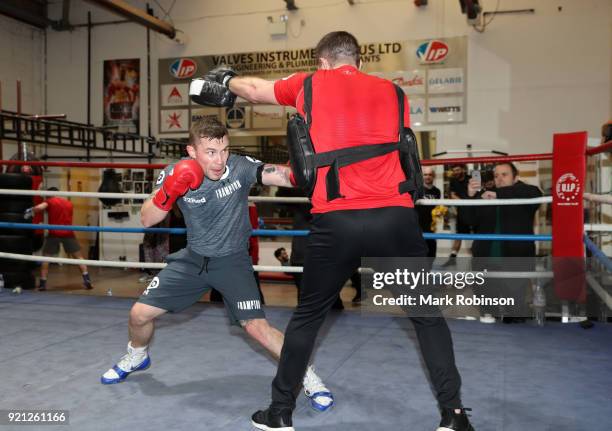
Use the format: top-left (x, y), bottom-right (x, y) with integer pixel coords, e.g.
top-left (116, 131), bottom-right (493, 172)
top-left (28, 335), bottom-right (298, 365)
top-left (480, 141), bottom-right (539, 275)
top-left (459, 0), bottom-right (482, 24)
top-left (284, 0), bottom-right (298, 11)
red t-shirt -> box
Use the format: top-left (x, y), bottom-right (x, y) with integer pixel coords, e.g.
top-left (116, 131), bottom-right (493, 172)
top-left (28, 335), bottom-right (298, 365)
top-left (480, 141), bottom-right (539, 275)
top-left (274, 65), bottom-right (413, 213)
top-left (45, 197), bottom-right (74, 237)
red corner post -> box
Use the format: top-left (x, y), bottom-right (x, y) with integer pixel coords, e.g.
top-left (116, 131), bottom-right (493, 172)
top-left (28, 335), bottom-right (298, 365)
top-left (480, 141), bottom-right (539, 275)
top-left (552, 131), bottom-right (587, 302)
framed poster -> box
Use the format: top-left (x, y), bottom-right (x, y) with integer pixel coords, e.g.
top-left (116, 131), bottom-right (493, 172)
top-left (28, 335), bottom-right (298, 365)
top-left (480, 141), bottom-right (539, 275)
top-left (104, 59), bottom-right (140, 133)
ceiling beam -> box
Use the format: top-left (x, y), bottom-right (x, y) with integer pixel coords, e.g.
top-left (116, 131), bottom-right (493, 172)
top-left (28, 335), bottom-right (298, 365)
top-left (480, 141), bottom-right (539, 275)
top-left (0, 0), bottom-right (49, 29)
top-left (84, 0), bottom-right (176, 38)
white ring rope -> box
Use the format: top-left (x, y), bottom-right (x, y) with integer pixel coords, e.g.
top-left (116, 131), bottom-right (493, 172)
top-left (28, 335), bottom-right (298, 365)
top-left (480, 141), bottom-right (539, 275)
top-left (415, 197), bottom-right (552, 206)
top-left (0, 251), bottom-right (303, 272)
top-left (583, 193), bottom-right (612, 205)
top-left (584, 224), bottom-right (612, 233)
top-left (0, 252), bottom-right (556, 278)
top-left (586, 274), bottom-right (612, 310)
top-left (0, 189), bottom-right (150, 200)
top-left (0, 188), bottom-right (554, 206)
top-left (0, 188), bottom-right (609, 232)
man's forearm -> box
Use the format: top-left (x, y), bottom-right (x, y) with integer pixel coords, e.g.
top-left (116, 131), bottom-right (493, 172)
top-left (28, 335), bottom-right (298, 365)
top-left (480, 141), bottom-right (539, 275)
top-left (228, 76), bottom-right (277, 104)
top-left (141, 198), bottom-right (169, 227)
top-left (261, 164), bottom-right (294, 188)
top-left (33, 202), bottom-right (48, 213)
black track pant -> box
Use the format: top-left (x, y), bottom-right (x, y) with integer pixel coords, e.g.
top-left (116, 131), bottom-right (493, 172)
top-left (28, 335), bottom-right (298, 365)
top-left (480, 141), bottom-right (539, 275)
top-left (271, 206), bottom-right (463, 411)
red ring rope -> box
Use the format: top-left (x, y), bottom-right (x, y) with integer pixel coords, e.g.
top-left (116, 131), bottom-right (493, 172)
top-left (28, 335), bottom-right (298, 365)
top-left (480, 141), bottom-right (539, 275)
top-left (1, 152), bottom-right (554, 170)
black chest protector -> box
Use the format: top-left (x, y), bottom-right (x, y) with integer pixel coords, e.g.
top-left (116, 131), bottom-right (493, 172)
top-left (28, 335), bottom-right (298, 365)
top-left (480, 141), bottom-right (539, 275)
top-left (286, 75), bottom-right (423, 202)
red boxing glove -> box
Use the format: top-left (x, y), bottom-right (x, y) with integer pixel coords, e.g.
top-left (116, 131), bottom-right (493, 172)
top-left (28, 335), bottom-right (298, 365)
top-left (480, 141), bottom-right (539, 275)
top-left (152, 159), bottom-right (204, 211)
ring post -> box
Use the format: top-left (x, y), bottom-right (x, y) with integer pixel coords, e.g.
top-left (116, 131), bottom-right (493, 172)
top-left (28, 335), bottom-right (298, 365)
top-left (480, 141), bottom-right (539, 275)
top-left (552, 131), bottom-right (587, 303)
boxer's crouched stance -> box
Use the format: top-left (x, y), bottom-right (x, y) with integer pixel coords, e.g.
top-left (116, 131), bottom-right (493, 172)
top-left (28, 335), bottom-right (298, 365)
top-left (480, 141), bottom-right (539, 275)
top-left (100, 117), bottom-right (333, 412)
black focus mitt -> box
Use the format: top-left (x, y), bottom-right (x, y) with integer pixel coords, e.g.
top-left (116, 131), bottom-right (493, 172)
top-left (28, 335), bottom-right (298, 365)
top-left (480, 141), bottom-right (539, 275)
top-left (205, 67), bottom-right (238, 88)
top-left (189, 78), bottom-right (236, 108)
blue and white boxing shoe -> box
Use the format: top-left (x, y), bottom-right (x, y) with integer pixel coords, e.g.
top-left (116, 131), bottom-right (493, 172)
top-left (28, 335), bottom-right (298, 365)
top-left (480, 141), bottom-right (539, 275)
top-left (302, 366), bottom-right (334, 412)
top-left (101, 343), bottom-right (151, 384)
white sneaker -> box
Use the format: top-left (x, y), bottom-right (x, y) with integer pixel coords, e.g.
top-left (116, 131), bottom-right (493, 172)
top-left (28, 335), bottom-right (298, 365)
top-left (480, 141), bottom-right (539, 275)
top-left (302, 366), bottom-right (334, 412)
top-left (479, 314), bottom-right (496, 324)
top-left (101, 343), bottom-right (150, 384)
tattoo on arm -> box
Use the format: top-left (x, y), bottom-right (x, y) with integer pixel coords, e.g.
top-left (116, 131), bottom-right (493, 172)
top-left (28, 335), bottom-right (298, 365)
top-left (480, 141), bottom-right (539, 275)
top-left (262, 164), bottom-right (291, 187)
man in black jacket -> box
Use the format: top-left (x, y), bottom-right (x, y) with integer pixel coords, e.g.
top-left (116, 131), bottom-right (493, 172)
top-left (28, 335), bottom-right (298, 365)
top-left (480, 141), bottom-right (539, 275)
top-left (465, 163), bottom-right (542, 257)
top-left (464, 162), bottom-right (542, 323)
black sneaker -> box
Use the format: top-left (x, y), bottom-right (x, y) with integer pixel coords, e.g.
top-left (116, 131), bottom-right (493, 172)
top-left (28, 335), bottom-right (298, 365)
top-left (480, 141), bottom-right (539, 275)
top-left (251, 408), bottom-right (294, 431)
top-left (83, 274), bottom-right (93, 290)
top-left (437, 408), bottom-right (474, 431)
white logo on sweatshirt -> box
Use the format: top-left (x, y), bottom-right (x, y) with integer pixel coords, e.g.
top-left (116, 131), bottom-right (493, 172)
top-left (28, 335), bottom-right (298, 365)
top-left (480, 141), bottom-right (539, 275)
top-left (183, 196), bottom-right (207, 204)
top-left (215, 180), bottom-right (242, 199)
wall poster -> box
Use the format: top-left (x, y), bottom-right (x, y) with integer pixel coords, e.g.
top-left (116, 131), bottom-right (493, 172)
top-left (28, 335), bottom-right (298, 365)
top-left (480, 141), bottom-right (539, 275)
top-left (104, 59), bottom-right (140, 133)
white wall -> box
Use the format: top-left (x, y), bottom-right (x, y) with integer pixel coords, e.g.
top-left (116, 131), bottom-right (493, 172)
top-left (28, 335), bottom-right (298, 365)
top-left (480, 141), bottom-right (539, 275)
top-left (0, 14), bottom-right (44, 114)
top-left (41, 0), bottom-right (611, 156)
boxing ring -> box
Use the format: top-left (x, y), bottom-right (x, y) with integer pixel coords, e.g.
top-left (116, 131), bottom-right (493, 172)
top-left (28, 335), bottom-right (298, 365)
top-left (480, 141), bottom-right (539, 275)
top-left (0, 133), bottom-right (611, 430)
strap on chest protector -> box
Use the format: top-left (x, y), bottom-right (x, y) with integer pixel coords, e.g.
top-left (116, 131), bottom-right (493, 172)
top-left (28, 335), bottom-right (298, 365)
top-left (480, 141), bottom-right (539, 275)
top-left (286, 75), bottom-right (423, 201)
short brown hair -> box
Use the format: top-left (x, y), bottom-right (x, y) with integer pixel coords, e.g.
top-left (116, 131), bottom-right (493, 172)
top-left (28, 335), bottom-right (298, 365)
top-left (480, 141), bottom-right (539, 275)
top-left (315, 31), bottom-right (360, 67)
top-left (189, 116), bottom-right (227, 146)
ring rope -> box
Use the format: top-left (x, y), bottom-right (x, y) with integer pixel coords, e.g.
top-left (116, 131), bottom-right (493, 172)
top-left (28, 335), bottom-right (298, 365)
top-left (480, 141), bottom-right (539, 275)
top-left (584, 224), bottom-right (612, 232)
top-left (0, 222), bottom-right (554, 241)
top-left (0, 251), bottom-right (303, 272)
top-left (586, 274), bottom-right (612, 310)
top-left (585, 140), bottom-right (612, 156)
top-left (0, 252), bottom-right (555, 278)
top-left (1, 151), bottom-right (554, 169)
top-left (584, 236), bottom-right (612, 273)
top-left (583, 193), bottom-right (612, 205)
top-left (0, 188), bottom-right (553, 206)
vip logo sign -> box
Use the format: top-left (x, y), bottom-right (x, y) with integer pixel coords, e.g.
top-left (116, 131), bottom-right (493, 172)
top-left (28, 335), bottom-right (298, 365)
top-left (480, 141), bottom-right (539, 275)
top-left (416, 40), bottom-right (449, 64)
top-left (555, 173), bottom-right (581, 203)
top-left (169, 58), bottom-right (197, 79)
